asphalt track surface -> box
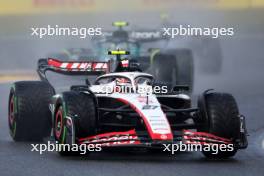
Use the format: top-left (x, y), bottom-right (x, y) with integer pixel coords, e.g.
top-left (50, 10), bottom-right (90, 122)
top-left (0, 38), bottom-right (264, 176)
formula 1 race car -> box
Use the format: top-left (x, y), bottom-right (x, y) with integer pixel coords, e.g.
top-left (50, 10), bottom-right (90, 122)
top-left (8, 51), bottom-right (247, 158)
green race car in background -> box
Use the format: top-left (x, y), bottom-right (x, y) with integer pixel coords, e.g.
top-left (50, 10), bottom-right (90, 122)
top-left (92, 21), bottom-right (194, 91)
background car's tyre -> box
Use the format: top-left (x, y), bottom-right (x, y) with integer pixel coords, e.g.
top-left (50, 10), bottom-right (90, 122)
top-left (133, 56), bottom-right (150, 71)
top-left (167, 49), bottom-right (194, 92)
top-left (199, 92), bottom-right (240, 158)
top-left (152, 53), bottom-right (176, 87)
top-left (8, 81), bottom-right (55, 141)
top-left (54, 91), bottom-right (96, 155)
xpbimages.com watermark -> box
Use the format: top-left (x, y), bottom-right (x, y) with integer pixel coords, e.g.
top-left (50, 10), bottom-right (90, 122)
top-left (133, 26), bottom-right (234, 39)
top-left (31, 25), bottom-right (102, 39)
top-left (30, 24), bottom-right (234, 39)
top-left (31, 141), bottom-right (102, 155)
top-left (162, 25), bottom-right (234, 39)
top-left (94, 85), bottom-right (168, 95)
top-left (163, 142), bottom-right (234, 155)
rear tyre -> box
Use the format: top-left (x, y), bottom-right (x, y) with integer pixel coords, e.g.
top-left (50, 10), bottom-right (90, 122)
top-left (167, 49), bottom-right (194, 92)
top-left (152, 53), bottom-right (176, 87)
top-left (54, 91), bottom-right (96, 156)
top-left (198, 92), bottom-right (240, 158)
top-left (8, 81), bottom-right (54, 141)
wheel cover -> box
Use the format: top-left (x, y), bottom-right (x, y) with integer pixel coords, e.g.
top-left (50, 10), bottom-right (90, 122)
top-left (8, 94), bottom-right (16, 135)
top-left (55, 109), bottom-right (63, 139)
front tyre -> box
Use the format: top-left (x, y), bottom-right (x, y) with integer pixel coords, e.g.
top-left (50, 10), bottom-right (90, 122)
top-left (198, 92), bottom-right (240, 158)
top-left (54, 91), bottom-right (97, 156)
top-left (152, 53), bottom-right (176, 87)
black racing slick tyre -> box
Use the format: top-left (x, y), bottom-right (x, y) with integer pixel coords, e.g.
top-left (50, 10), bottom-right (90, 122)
top-left (167, 49), bottom-right (194, 92)
top-left (8, 81), bottom-right (55, 141)
top-left (152, 53), bottom-right (176, 86)
top-left (54, 91), bottom-right (96, 155)
top-left (199, 92), bottom-right (240, 158)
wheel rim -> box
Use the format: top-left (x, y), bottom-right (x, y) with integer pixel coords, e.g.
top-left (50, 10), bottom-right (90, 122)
top-left (9, 94), bottom-right (16, 135)
top-left (55, 108), bottom-right (63, 139)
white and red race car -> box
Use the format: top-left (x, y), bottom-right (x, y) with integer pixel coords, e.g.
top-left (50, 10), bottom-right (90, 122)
top-left (8, 51), bottom-right (247, 158)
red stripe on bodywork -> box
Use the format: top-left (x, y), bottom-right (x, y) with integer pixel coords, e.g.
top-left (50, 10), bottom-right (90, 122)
top-left (48, 59), bottom-right (62, 68)
top-left (182, 130), bottom-right (232, 145)
top-left (66, 63), bottom-right (73, 69)
top-left (78, 129), bottom-right (140, 146)
top-left (183, 130), bottom-right (231, 142)
top-left (79, 129), bottom-right (137, 142)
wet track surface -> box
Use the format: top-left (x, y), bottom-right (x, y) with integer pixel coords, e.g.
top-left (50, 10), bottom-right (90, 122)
top-left (0, 16), bottom-right (264, 176)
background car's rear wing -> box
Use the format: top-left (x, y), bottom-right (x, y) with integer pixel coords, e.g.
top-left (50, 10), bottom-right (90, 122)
top-left (94, 30), bottom-right (168, 43)
top-left (37, 58), bottom-right (110, 81)
top-left (92, 20), bottom-right (169, 43)
top-left (129, 29), bottom-right (169, 42)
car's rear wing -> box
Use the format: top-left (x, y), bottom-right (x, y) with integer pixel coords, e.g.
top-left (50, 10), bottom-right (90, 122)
top-left (37, 58), bottom-right (110, 81)
top-left (94, 30), bottom-right (168, 43)
top-left (129, 29), bottom-right (169, 42)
